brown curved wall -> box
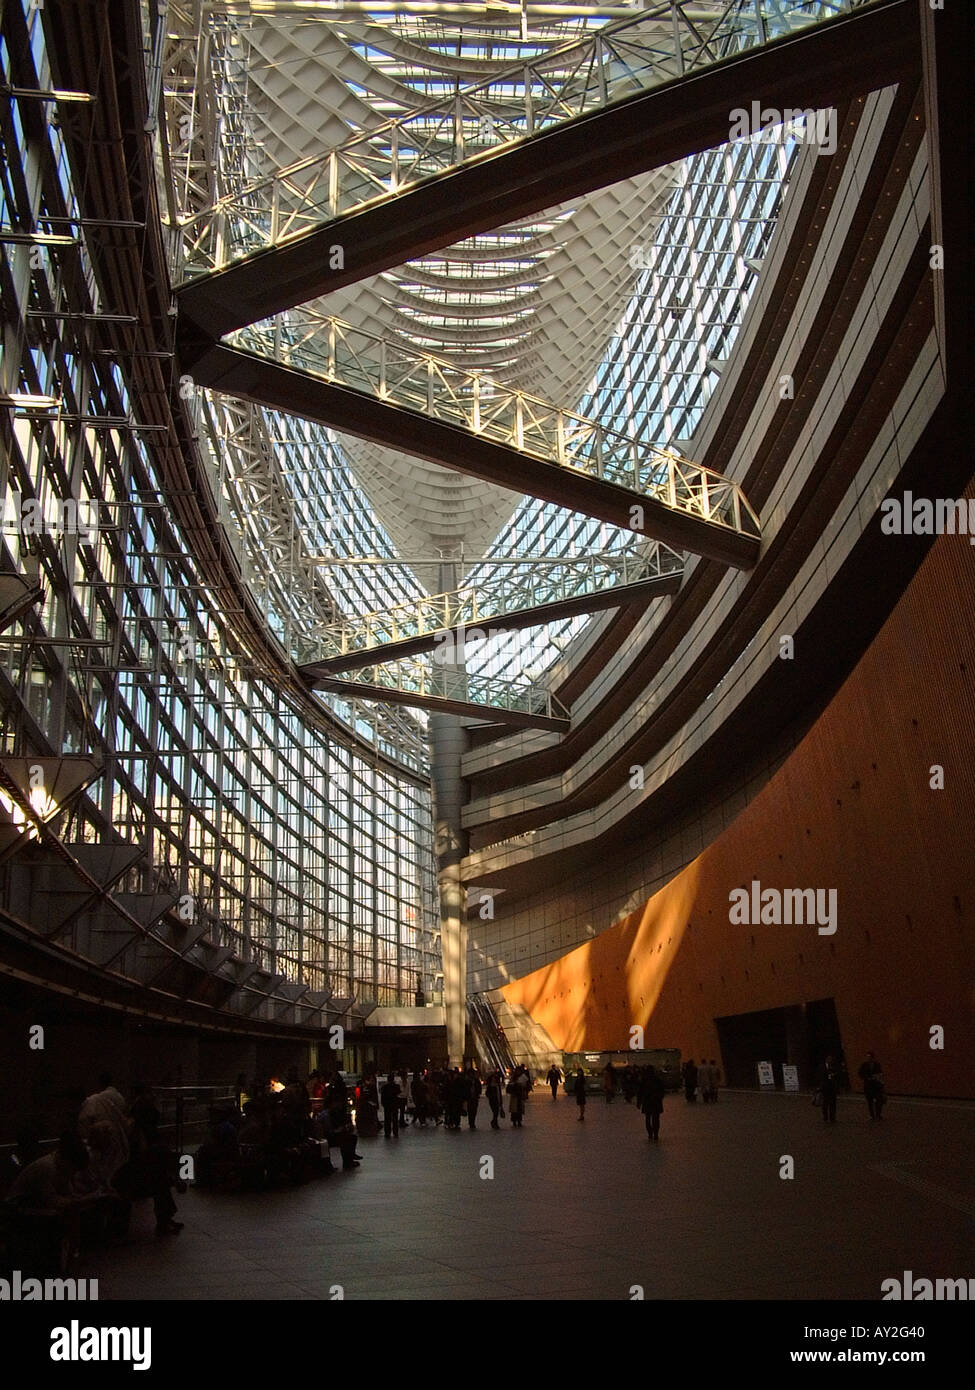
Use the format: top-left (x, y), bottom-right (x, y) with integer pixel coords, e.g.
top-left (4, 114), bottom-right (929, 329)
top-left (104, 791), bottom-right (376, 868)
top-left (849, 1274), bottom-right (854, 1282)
top-left (502, 500), bottom-right (975, 1098)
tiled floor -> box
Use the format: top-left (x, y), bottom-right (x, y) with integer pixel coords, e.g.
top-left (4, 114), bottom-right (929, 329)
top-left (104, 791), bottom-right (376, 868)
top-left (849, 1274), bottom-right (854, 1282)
top-left (80, 1091), bottom-right (974, 1301)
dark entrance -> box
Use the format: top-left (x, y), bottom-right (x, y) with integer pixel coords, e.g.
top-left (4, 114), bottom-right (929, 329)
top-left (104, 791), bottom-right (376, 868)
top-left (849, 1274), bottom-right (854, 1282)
top-left (714, 999), bottom-right (843, 1088)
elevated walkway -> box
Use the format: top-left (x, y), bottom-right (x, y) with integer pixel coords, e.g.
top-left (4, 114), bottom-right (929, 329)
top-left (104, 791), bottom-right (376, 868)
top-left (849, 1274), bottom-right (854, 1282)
top-left (174, 1), bottom-right (915, 335)
top-left (186, 329), bottom-right (761, 566)
top-left (299, 546), bottom-right (683, 672)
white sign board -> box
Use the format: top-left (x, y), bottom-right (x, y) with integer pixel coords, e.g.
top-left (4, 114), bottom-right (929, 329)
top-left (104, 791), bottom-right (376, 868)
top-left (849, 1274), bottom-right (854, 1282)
top-left (782, 1065), bottom-right (799, 1092)
top-left (757, 1060), bottom-right (775, 1088)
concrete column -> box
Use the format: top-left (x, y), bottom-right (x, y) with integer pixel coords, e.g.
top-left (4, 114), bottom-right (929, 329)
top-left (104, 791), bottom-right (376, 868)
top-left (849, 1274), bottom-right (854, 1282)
top-left (429, 559), bottom-right (469, 1066)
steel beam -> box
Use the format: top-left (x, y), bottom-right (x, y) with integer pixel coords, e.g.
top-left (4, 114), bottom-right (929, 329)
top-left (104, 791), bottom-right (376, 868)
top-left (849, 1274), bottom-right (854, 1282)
top-left (174, 1), bottom-right (916, 337)
top-left (185, 341), bottom-right (760, 566)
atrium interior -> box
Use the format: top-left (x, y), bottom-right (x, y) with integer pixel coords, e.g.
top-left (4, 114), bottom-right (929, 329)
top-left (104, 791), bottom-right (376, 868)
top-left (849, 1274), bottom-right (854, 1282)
top-left (0, 0), bottom-right (971, 1307)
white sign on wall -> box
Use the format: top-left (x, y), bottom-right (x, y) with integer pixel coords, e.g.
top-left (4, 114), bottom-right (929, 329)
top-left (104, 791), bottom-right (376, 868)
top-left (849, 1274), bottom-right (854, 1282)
top-left (782, 1065), bottom-right (800, 1092)
top-left (757, 1061), bottom-right (775, 1088)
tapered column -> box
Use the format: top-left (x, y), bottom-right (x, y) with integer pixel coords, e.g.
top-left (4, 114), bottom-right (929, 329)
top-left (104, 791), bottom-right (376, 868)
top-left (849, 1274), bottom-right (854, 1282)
top-left (429, 560), bottom-right (469, 1066)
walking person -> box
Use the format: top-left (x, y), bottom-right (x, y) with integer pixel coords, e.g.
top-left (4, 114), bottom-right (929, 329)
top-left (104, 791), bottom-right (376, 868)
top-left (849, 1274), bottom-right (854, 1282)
top-left (380, 1073), bottom-right (400, 1138)
top-left (573, 1067), bottom-right (587, 1121)
top-left (546, 1063), bottom-right (563, 1099)
top-left (638, 1065), bottom-right (665, 1142)
top-left (486, 1068), bottom-right (504, 1129)
top-left (819, 1055), bottom-right (840, 1124)
top-left (682, 1058), bottom-right (699, 1103)
top-left (858, 1052), bottom-right (886, 1120)
top-left (602, 1062), bottom-right (617, 1104)
top-left (708, 1060), bottom-right (720, 1103)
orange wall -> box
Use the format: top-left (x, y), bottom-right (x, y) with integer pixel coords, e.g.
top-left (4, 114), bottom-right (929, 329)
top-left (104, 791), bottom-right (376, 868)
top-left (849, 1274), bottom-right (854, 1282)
top-left (502, 518), bottom-right (975, 1097)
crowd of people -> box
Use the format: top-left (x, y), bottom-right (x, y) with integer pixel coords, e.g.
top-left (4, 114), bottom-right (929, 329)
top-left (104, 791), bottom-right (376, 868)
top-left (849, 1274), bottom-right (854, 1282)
top-left (680, 1059), bottom-right (721, 1103)
top-left (1, 1047), bottom-right (892, 1275)
top-left (0, 1074), bottom-right (185, 1276)
top-left (197, 1070), bottom-right (361, 1187)
top-left (341, 1062), bottom-right (536, 1135)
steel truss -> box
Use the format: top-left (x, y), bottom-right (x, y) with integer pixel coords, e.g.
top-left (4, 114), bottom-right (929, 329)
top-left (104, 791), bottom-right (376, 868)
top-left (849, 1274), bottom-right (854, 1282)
top-left (300, 543), bottom-right (683, 671)
top-left (221, 313), bottom-right (761, 561)
top-left (171, 0), bottom-right (864, 278)
top-left (306, 659), bottom-right (571, 731)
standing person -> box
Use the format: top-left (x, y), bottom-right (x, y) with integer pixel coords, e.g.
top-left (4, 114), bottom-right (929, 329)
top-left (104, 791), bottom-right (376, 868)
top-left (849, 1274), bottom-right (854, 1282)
top-left (507, 1066), bottom-right (528, 1128)
top-left (819, 1055), bottom-right (840, 1124)
top-left (380, 1074), bottom-right (400, 1138)
top-left (356, 1077), bottom-right (380, 1138)
top-left (485, 1069), bottom-right (504, 1129)
top-left (546, 1063), bottom-right (563, 1099)
top-left (708, 1060), bottom-right (720, 1103)
top-left (446, 1068), bottom-right (467, 1130)
top-left (858, 1053), bottom-right (886, 1120)
top-left (602, 1062), bottom-right (617, 1104)
top-left (411, 1071), bottom-right (426, 1126)
top-left (465, 1065), bottom-right (482, 1130)
top-left (697, 1059), bottom-right (712, 1103)
top-left (397, 1070), bottom-right (409, 1131)
top-left (573, 1068), bottom-right (587, 1122)
top-left (121, 1084), bottom-right (184, 1236)
top-left (638, 1065), bottom-right (665, 1143)
top-left (682, 1058), bottom-right (698, 1103)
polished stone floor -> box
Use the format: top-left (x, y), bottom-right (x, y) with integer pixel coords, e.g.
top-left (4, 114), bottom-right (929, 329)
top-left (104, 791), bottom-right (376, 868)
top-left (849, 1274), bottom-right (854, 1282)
top-left (80, 1090), bottom-right (974, 1301)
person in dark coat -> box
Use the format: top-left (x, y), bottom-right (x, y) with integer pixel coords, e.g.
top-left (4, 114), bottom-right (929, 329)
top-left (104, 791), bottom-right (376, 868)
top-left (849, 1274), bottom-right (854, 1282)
top-left (506, 1066), bottom-right (528, 1127)
top-left (380, 1074), bottom-right (400, 1137)
top-left (465, 1065), bottom-right (482, 1129)
top-left (485, 1069), bottom-right (504, 1129)
top-left (638, 1065), bottom-right (665, 1142)
top-left (682, 1058), bottom-right (698, 1103)
top-left (857, 1052), bottom-right (886, 1120)
top-left (573, 1068), bottom-right (587, 1121)
top-left (819, 1055), bottom-right (840, 1124)
top-left (445, 1068), bottom-right (467, 1130)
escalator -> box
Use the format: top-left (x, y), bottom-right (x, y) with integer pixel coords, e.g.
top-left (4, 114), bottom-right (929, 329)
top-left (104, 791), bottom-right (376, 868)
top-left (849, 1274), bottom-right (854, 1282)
top-left (467, 993), bottom-right (515, 1075)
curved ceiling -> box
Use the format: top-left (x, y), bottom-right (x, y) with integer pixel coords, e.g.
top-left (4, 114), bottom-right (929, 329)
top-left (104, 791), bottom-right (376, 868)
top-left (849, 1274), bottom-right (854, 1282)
top-left (212, 4), bottom-right (680, 584)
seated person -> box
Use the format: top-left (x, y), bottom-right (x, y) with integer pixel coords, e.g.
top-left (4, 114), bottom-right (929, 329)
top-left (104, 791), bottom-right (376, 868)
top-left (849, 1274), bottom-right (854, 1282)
top-left (6, 1129), bottom-right (100, 1268)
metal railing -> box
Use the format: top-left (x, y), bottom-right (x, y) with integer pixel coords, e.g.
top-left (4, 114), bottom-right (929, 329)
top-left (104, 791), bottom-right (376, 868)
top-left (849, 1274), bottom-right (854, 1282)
top-left (298, 543), bottom-right (682, 669)
top-left (468, 994), bottom-right (516, 1076)
top-left (230, 314), bottom-right (761, 541)
top-left (309, 658), bottom-right (570, 725)
top-left (174, 1), bottom-right (869, 276)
